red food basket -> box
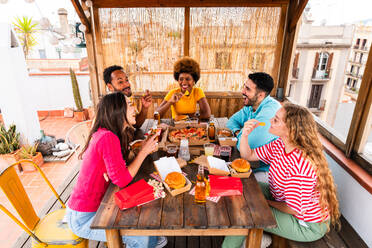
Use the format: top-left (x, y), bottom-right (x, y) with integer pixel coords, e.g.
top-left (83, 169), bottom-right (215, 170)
top-left (209, 175), bottom-right (243, 197)
top-left (114, 179), bottom-right (155, 210)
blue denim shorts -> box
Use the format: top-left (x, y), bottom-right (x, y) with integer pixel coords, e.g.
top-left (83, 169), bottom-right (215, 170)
top-left (65, 207), bottom-right (157, 248)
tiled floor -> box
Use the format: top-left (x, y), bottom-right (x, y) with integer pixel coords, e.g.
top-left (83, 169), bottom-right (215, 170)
top-left (0, 117), bottom-right (80, 248)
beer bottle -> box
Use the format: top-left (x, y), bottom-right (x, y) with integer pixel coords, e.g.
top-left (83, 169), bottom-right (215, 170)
top-left (208, 122), bottom-right (216, 142)
top-left (154, 111), bottom-right (161, 125)
top-left (195, 164), bottom-right (207, 204)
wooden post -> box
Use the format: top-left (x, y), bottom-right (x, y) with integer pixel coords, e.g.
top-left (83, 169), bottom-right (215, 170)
top-left (246, 228), bottom-right (263, 248)
top-left (93, 6), bottom-right (107, 96)
top-left (184, 7), bottom-right (190, 56)
top-left (105, 229), bottom-right (123, 248)
top-left (346, 46), bottom-right (372, 156)
top-left (81, 2), bottom-right (100, 107)
top-left (277, 0), bottom-right (308, 100)
top-left (271, 4), bottom-right (287, 97)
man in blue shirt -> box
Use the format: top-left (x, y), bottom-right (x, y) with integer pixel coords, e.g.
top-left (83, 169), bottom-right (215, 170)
top-left (227, 72), bottom-right (281, 182)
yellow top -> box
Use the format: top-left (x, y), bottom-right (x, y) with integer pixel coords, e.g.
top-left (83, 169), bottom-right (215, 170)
top-left (164, 87), bottom-right (206, 119)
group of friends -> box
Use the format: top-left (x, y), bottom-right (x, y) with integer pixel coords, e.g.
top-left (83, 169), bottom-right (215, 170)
top-left (65, 57), bottom-right (340, 248)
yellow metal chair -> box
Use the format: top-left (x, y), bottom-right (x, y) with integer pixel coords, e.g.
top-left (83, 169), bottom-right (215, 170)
top-left (0, 160), bottom-right (88, 248)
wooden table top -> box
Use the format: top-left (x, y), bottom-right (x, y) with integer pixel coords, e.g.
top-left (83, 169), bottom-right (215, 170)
top-left (91, 118), bottom-right (276, 235)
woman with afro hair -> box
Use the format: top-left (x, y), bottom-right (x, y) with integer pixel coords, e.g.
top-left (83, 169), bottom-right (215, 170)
top-left (156, 57), bottom-right (211, 120)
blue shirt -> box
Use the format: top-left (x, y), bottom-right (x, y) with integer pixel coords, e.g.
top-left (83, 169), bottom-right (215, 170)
top-left (226, 96), bottom-right (281, 172)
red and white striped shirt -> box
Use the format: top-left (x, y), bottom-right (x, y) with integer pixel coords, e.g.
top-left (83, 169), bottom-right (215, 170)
top-left (255, 138), bottom-right (329, 223)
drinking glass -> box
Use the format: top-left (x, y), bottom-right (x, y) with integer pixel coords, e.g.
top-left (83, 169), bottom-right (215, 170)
top-left (203, 143), bottom-right (215, 156)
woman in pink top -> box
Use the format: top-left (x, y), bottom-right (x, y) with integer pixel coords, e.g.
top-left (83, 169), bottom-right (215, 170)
top-left (223, 103), bottom-right (340, 248)
top-left (66, 92), bottom-right (166, 248)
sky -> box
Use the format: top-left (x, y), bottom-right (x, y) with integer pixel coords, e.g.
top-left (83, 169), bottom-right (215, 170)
top-left (0, 0), bottom-right (372, 26)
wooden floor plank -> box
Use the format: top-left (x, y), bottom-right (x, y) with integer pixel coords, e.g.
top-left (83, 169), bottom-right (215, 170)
top-left (200, 236), bottom-right (212, 248)
top-left (175, 236), bottom-right (187, 248)
top-left (187, 236), bottom-right (199, 248)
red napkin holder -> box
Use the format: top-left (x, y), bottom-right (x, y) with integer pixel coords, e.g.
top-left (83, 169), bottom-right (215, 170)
top-left (209, 175), bottom-right (243, 197)
top-left (114, 179), bottom-right (155, 210)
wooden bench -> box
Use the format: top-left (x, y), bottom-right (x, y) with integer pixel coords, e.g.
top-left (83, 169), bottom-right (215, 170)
top-left (271, 216), bottom-right (368, 248)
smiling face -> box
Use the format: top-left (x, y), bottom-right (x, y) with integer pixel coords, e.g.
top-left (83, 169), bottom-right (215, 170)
top-left (125, 96), bottom-right (137, 126)
top-left (178, 73), bottom-right (195, 94)
top-left (269, 108), bottom-right (289, 138)
top-left (242, 79), bottom-right (262, 107)
top-left (107, 70), bottom-right (132, 97)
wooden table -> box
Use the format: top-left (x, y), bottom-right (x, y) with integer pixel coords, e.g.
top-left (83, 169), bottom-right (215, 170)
top-left (91, 119), bottom-right (276, 248)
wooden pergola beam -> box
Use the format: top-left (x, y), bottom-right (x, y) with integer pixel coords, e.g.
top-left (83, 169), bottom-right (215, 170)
top-left (71, 0), bottom-right (91, 33)
top-left (289, 0), bottom-right (308, 32)
top-left (277, 0), bottom-right (308, 99)
top-left (346, 46), bottom-right (372, 157)
top-left (184, 7), bottom-right (190, 56)
top-left (93, 0), bottom-right (289, 8)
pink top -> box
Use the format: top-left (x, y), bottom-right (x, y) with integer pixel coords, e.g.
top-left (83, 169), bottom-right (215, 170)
top-left (68, 128), bottom-right (133, 212)
top-left (255, 138), bottom-right (328, 223)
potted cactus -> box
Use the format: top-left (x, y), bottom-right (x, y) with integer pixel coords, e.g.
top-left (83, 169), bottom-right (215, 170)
top-left (17, 142), bottom-right (44, 172)
top-left (0, 124), bottom-right (21, 168)
top-left (69, 68), bottom-right (87, 121)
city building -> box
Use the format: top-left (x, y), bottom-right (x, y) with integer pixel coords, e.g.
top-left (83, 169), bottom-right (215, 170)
top-left (287, 8), bottom-right (353, 127)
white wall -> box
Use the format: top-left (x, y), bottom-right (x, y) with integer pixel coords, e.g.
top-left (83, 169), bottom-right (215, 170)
top-left (327, 154), bottom-right (372, 247)
top-left (0, 23), bottom-right (41, 144)
top-left (28, 74), bottom-right (92, 110)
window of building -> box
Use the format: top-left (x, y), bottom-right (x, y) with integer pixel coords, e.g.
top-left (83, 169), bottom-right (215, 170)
top-left (38, 49), bottom-right (46, 59)
top-left (360, 53), bottom-right (364, 63)
top-left (346, 77), bottom-right (352, 87)
top-left (308, 84), bottom-right (323, 108)
top-left (362, 38), bottom-right (367, 49)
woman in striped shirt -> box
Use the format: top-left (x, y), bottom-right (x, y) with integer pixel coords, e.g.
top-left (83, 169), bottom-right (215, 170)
top-left (223, 103), bottom-right (340, 248)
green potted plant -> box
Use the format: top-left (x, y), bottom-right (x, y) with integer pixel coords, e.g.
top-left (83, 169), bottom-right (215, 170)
top-left (0, 124), bottom-right (21, 167)
top-left (17, 143), bottom-right (44, 172)
top-left (69, 68), bottom-right (86, 122)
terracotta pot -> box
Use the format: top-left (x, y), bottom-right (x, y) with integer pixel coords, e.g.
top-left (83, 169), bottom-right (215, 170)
top-left (87, 107), bottom-right (95, 120)
top-left (83, 108), bottom-right (90, 120)
top-left (74, 111), bottom-right (86, 122)
top-left (0, 150), bottom-right (21, 172)
top-left (20, 152), bottom-right (44, 172)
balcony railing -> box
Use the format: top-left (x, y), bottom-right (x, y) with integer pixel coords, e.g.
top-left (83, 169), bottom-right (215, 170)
top-left (312, 69), bottom-right (331, 80)
top-left (346, 71), bottom-right (362, 78)
top-left (292, 68), bottom-right (299, 79)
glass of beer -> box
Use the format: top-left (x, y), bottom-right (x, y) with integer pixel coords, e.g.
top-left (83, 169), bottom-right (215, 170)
top-left (203, 143), bottom-right (215, 156)
top-left (166, 145), bottom-right (178, 157)
top-left (220, 145), bottom-right (232, 162)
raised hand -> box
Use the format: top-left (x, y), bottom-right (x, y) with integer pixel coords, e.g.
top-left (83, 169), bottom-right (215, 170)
top-left (141, 90), bottom-right (152, 109)
top-left (140, 133), bottom-right (159, 155)
top-left (242, 119), bottom-right (259, 137)
top-left (169, 92), bottom-right (183, 104)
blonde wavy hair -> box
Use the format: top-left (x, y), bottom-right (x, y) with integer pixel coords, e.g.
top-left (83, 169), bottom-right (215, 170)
top-left (282, 102), bottom-right (340, 230)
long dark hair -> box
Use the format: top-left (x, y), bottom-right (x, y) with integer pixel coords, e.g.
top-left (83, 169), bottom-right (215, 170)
top-left (79, 92), bottom-right (134, 160)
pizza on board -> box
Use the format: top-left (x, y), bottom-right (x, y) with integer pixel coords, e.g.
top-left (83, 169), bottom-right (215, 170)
top-left (168, 126), bottom-right (207, 143)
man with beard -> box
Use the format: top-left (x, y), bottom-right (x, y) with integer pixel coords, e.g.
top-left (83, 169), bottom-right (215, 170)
top-left (103, 65), bottom-right (152, 128)
top-left (227, 72), bottom-right (281, 182)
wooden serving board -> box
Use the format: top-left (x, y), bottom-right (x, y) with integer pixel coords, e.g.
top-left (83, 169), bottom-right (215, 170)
top-left (167, 123), bottom-right (210, 146)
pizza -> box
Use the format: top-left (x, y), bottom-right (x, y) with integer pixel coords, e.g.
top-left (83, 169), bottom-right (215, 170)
top-left (168, 127), bottom-right (207, 143)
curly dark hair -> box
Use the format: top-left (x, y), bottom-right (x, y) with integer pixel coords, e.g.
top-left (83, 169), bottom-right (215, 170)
top-left (173, 57), bottom-right (200, 83)
top-left (103, 65), bottom-right (123, 85)
top-left (248, 72), bottom-right (274, 96)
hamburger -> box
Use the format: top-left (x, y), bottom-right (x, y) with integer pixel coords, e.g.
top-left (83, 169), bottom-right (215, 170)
top-left (164, 172), bottom-right (186, 189)
top-left (231, 158), bottom-right (251, 173)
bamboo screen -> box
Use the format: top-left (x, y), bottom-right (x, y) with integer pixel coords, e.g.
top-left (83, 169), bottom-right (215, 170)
top-left (98, 8), bottom-right (184, 91)
top-left (190, 7), bottom-right (281, 91)
top-left (98, 7), bottom-right (281, 92)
